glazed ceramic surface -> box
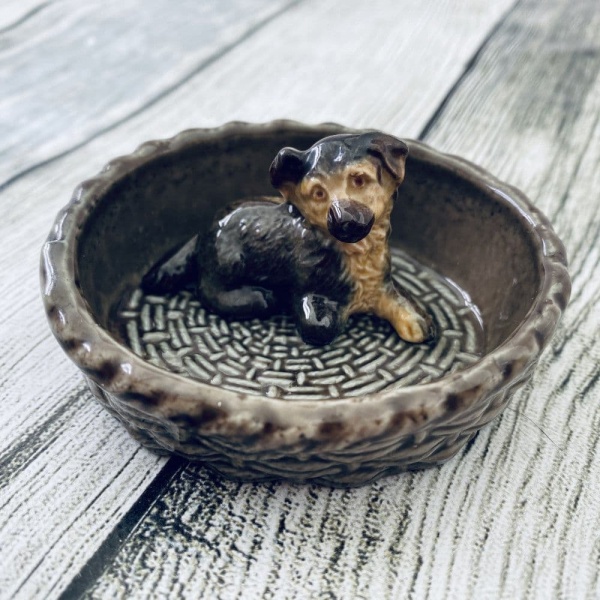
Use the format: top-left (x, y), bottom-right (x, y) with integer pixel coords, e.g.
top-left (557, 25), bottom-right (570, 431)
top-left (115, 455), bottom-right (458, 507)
top-left (40, 121), bottom-right (570, 486)
top-left (143, 131), bottom-right (432, 346)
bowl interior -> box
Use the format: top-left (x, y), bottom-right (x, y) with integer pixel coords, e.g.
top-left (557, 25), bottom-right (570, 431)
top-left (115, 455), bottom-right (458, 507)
top-left (77, 126), bottom-right (541, 364)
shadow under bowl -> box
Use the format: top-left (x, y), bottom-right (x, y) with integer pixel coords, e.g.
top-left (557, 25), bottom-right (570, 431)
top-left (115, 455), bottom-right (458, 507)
top-left (41, 121), bottom-right (570, 486)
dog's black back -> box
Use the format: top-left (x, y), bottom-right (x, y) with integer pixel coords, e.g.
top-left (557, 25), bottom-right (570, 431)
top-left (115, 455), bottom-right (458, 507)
top-left (198, 200), bottom-right (353, 304)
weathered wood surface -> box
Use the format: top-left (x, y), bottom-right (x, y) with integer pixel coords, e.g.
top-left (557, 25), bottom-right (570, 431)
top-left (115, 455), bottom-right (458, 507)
top-left (0, 1), bottom-right (46, 31)
top-left (0, 0), bottom-right (298, 188)
top-left (1, 0), bottom-right (599, 598)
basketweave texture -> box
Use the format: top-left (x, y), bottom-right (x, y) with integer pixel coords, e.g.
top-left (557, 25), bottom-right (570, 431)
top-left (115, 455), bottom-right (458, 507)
top-left (85, 369), bottom-right (531, 486)
top-left (116, 249), bottom-right (483, 401)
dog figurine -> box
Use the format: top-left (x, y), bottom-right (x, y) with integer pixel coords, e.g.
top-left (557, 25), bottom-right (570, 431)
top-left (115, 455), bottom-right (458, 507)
top-left (142, 132), bottom-right (434, 346)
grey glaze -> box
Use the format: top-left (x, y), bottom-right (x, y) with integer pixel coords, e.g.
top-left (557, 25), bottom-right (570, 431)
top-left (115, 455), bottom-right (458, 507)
top-left (40, 121), bottom-right (571, 487)
top-left (116, 248), bottom-right (483, 400)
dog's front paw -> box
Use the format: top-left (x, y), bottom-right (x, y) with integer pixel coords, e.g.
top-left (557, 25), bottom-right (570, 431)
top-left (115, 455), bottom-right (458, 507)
top-left (293, 294), bottom-right (343, 346)
top-left (397, 312), bottom-right (436, 344)
top-left (376, 284), bottom-right (437, 344)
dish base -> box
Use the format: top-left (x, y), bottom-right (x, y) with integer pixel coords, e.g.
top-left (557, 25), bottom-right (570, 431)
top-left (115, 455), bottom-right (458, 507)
top-left (114, 246), bottom-right (484, 399)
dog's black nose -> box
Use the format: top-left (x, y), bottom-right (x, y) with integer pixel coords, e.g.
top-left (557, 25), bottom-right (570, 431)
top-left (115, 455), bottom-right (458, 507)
top-left (327, 199), bottom-right (375, 243)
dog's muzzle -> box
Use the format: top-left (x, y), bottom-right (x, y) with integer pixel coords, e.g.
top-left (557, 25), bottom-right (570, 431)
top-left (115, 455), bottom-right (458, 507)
top-left (327, 199), bottom-right (375, 243)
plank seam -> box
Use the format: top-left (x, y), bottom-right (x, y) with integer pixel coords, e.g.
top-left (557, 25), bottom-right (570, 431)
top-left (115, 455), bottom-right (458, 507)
top-left (55, 457), bottom-right (187, 600)
top-left (10, 445), bottom-right (144, 599)
top-left (417, 0), bottom-right (523, 141)
top-left (0, 2), bottom-right (51, 36)
top-left (0, 0), bottom-right (307, 194)
top-left (0, 386), bottom-right (89, 497)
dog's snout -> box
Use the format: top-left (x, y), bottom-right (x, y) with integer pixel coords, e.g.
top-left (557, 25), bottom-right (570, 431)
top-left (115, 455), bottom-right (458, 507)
top-left (327, 199), bottom-right (375, 243)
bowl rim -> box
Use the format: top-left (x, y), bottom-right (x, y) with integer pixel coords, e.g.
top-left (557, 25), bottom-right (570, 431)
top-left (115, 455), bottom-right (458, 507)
top-left (40, 120), bottom-right (571, 439)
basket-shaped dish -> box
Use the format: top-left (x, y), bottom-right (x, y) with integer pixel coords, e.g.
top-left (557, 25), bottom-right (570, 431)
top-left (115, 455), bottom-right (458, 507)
top-left (41, 121), bottom-right (570, 486)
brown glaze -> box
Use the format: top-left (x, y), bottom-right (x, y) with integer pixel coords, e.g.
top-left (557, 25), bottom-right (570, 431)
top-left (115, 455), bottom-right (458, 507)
top-left (40, 121), bottom-right (571, 487)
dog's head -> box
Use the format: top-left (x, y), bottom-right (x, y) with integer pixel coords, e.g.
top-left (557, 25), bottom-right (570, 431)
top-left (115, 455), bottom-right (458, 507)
top-left (269, 132), bottom-right (408, 243)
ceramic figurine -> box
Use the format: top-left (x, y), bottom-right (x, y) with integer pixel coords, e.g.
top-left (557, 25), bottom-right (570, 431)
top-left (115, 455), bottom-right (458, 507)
top-left (143, 132), bottom-right (434, 345)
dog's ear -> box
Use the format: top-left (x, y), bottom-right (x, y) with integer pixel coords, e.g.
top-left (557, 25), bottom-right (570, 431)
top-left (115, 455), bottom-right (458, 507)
top-left (269, 147), bottom-right (307, 189)
top-left (366, 134), bottom-right (409, 183)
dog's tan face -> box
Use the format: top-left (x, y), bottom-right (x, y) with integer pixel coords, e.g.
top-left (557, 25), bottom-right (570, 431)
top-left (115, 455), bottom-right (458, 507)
top-left (281, 158), bottom-right (399, 243)
top-left (270, 133), bottom-right (408, 244)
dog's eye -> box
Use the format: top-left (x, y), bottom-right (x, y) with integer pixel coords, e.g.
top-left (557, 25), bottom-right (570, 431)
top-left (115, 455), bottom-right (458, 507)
top-left (351, 174), bottom-right (366, 188)
top-left (312, 186), bottom-right (327, 201)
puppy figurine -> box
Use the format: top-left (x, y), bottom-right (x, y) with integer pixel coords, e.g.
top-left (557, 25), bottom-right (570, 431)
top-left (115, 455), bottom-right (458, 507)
top-left (143, 132), bottom-right (434, 346)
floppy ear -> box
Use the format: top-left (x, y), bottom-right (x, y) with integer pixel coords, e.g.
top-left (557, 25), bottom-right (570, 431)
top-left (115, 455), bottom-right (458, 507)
top-left (269, 147), bottom-right (307, 189)
top-left (367, 134), bottom-right (409, 183)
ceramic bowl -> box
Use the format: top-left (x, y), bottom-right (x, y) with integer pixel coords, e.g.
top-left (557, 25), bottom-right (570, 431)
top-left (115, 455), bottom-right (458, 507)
top-left (41, 121), bottom-right (570, 486)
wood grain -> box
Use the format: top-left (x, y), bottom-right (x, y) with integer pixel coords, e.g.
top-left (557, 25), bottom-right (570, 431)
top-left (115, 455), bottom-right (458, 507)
top-left (0, 0), bottom-right (297, 188)
top-left (4, 0), bottom-right (598, 598)
top-left (0, 0), bottom-right (47, 33)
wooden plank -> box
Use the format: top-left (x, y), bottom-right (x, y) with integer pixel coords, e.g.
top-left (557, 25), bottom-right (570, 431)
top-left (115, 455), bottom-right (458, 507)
top-left (71, 0), bottom-right (600, 598)
top-left (0, 2), bottom-right (300, 596)
top-left (0, 420), bottom-right (166, 600)
top-left (0, 0), bottom-right (300, 452)
top-left (0, 0), bottom-right (297, 188)
top-left (414, 2), bottom-right (600, 598)
top-left (25, 0), bottom-right (515, 162)
top-left (0, 0), bottom-right (516, 192)
top-left (0, 1), bottom-right (46, 32)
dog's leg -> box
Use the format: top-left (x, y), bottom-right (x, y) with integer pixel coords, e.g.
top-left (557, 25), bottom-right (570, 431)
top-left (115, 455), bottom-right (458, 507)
top-left (374, 285), bottom-right (435, 343)
top-left (198, 276), bottom-right (280, 319)
top-left (141, 235), bottom-right (199, 295)
top-left (292, 293), bottom-right (344, 346)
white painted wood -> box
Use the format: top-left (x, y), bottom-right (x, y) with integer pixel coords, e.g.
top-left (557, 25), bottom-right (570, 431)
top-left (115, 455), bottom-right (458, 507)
top-left (0, 0), bottom-right (514, 190)
top-left (7, 0), bottom-right (600, 598)
top-left (0, 422), bottom-right (165, 599)
top-left (0, 0), bottom-right (45, 32)
top-left (31, 0), bottom-right (514, 160)
top-left (0, 0), bottom-right (296, 187)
